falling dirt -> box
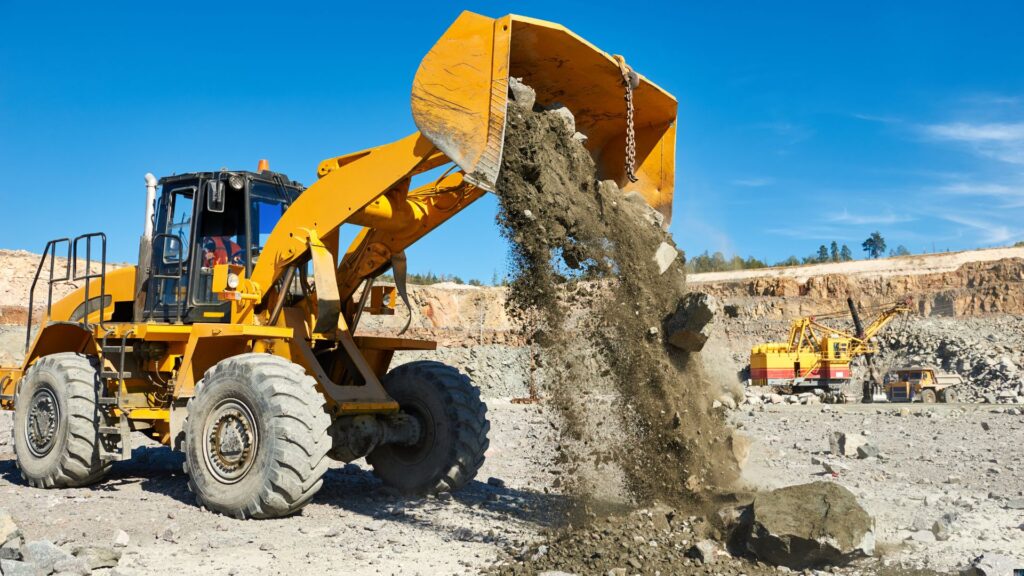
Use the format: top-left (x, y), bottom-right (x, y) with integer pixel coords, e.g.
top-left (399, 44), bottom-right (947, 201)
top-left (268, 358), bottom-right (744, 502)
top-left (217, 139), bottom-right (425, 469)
top-left (493, 80), bottom-right (742, 514)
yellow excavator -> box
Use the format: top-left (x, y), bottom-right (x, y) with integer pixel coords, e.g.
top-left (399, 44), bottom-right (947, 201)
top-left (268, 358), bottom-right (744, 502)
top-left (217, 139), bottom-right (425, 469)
top-left (749, 298), bottom-right (912, 402)
top-left (0, 12), bottom-right (677, 518)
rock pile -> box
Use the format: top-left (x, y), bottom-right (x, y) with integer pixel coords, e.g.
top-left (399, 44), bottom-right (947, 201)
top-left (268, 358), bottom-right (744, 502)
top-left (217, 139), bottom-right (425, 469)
top-left (0, 509), bottom-right (126, 576)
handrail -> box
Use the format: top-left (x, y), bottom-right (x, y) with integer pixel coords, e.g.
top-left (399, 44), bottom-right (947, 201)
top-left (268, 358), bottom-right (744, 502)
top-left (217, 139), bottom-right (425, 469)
top-left (25, 238), bottom-right (71, 353)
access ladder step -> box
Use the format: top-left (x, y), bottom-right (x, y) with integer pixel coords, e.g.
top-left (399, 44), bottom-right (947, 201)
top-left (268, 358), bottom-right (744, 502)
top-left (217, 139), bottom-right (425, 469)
top-left (97, 397), bottom-right (118, 406)
top-left (101, 345), bottom-right (134, 355)
top-left (100, 371), bottom-right (133, 380)
top-left (98, 426), bottom-right (120, 435)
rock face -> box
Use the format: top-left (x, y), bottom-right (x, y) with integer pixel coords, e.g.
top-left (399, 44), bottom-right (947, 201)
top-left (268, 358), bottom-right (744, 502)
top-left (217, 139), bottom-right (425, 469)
top-left (745, 482), bottom-right (875, 569)
top-left (664, 292), bottom-right (719, 352)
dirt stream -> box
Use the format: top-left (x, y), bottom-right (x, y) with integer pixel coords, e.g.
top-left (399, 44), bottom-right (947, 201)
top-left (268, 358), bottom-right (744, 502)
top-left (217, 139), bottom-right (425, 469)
top-left (488, 83), bottom-right (747, 572)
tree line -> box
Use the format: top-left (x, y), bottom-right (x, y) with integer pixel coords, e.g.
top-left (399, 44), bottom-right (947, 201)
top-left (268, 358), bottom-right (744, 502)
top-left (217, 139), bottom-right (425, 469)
top-left (687, 231), bottom-right (912, 273)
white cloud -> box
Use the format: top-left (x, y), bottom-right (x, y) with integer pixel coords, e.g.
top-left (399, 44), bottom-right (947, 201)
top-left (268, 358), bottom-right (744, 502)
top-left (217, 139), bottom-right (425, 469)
top-left (923, 121), bottom-right (1024, 165)
top-left (852, 113), bottom-right (902, 124)
top-left (766, 227), bottom-right (857, 241)
top-left (926, 122), bottom-right (1024, 142)
top-left (829, 208), bottom-right (914, 226)
top-left (938, 213), bottom-right (1022, 245)
top-left (732, 177), bottom-right (775, 187)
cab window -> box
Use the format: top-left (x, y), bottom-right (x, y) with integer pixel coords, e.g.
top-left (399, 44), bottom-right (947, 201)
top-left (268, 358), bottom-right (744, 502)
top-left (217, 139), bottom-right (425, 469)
top-left (249, 181), bottom-right (290, 266)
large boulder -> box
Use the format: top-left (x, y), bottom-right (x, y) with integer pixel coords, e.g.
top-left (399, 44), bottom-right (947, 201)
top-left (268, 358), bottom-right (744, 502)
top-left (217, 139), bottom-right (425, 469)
top-left (664, 292), bottom-right (719, 352)
top-left (746, 482), bottom-right (875, 569)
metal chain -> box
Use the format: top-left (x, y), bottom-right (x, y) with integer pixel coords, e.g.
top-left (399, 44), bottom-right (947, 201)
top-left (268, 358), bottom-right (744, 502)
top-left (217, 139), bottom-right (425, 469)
top-left (616, 58), bottom-right (640, 183)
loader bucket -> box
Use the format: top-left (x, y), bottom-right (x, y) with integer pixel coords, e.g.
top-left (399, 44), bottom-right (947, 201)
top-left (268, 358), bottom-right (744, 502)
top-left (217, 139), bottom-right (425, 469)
top-left (412, 11), bottom-right (678, 225)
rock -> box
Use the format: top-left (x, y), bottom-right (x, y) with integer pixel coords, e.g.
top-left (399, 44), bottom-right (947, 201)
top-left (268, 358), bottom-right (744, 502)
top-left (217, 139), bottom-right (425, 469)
top-left (538, 572), bottom-right (578, 576)
top-left (0, 537), bottom-right (22, 561)
top-left (717, 394), bottom-right (737, 410)
top-left (962, 553), bottom-right (1019, 576)
top-left (547, 106), bottom-right (576, 134)
top-left (113, 530), bottom-right (130, 548)
top-left (664, 292), bottom-right (718, 352)
top-left (158, 524), bottom-right (180, 543)
top-left (745, 482), bottom-right (874, 569)
top-left (508, 77), bottom-right (537, 110)
top-left (486, 477), bottom-right (506, 489)
top-left (1, 559), bottom-right (40, 576)
top-left (822, 460), bottom-right (850, 475)
top-left (856, 444), bottom-right (880, 459)
top-left (53, 555), bottom-right (92, 576)
top-left (22, 540), bottom-right (74, 574)
top-left (729, 431), bottom-right (751, 470)
top-left (652, 242), bottom-right (678, 274)
top-left (72, 545), bottom-right (121, 570)
top-left (1003, 498), bottom-right (1024, 510)
top-left (0, 510), bottom-right (21, 548)
top-left (829, 432), bottom-right (867, 457)
top-left (932, 513), bottom-right (958, 541)
top-left (981, 421), bottom-right (991, 431)
top-left (685, 539), bottom-right (719, 564)
top-left (907, 530), bottom-right (936, 543)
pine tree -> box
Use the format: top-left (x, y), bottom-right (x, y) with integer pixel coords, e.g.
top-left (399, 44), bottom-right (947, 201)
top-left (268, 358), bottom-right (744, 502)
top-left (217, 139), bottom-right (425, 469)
top-left (817, 245), bottom-right (829, 262)
top-left (862, 231), bottom-right (887, 259)
top-left (830, 241), bottom-right (840, 262)
top-left (840, 244), bottom-right (853, 261)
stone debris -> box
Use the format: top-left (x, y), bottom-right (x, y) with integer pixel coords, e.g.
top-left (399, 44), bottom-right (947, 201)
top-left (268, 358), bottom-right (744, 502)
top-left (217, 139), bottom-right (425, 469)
top-left (73, 545), bottom-right (122, 570)
top-left (22, 540), bottom-right (75, 574)
top-left (856, 444), bottom-right (880, 459)
top-left (664, 292), bottom-right (719, 352)
top-left (112, 530), bottom-right (130, 548)
top-left (829, 431), bottom-right (868, 457)
top-left (961, 553), bottom-right (1021, 576)
top-left (684, 539), bottom-right (719, 564)
top-left (744, 482), bottom-right (874, 569)
top-left (652, 241), bottom-right (678, 274)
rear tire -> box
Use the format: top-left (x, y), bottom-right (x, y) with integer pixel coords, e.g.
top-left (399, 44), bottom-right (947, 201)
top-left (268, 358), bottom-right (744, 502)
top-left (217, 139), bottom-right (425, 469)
top-left (920, 389), bottom-right (937, 404)
top-left (183, 354), bottom-right (331, 519)
top-left (13, 353), bottom-right (111, 488)
top-left (940, 388), bottom-right (957, 403)
top-left (367, 361), bottom-right (489, 495)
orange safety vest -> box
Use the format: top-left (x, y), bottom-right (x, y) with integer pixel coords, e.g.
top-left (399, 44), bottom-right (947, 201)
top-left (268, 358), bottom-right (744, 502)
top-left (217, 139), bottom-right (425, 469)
top-left (204, 237), bottom-right (242, 267)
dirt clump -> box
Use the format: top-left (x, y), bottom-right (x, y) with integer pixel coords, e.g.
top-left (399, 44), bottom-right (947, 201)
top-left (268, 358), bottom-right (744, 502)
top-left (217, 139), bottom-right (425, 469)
top-left (494, 504), bottom-right (778, 576)
top-left (493, 79), bottom-right (740, 509)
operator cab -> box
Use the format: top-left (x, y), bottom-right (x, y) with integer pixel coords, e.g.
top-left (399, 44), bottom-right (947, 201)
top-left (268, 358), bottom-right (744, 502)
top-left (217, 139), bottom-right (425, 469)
top-left (145, 166), bottom-right (304, 323)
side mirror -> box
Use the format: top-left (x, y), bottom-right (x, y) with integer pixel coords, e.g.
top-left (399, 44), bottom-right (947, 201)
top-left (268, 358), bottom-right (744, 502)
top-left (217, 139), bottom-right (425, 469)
top-left (206, 180), bottom-right (226, 213)
top-left (162, 235), bottom-right (183, 264)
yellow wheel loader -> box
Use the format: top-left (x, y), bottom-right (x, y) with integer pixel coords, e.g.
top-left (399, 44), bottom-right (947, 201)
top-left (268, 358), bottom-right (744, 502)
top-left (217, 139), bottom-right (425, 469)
top-left (0, 12), bottom-right (677, 518)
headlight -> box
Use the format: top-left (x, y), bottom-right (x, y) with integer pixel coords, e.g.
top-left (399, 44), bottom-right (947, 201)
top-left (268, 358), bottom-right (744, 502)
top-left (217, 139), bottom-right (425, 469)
top-left (226, 273), bottom-right (240, 290)
top-left (228, 174), bottom-right (244, 191)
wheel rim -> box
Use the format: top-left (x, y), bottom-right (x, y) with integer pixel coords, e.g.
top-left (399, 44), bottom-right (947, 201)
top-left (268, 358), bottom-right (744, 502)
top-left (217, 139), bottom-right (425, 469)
top-left (203, 398), bottom-right (259, 484)
top-left (25, 387), bottom-right (60, 457)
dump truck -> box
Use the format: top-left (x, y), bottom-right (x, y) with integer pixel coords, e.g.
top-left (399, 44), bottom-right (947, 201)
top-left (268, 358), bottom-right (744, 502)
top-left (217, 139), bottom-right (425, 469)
top-left (749, 298), bottom-right (911, 402)
top-left (0, 12), bottom-right (677, 519)
top-left (883, 367), bottom-right (961, 403)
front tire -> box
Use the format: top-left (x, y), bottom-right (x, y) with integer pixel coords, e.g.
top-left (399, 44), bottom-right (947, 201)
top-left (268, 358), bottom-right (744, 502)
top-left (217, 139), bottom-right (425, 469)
top-left (183, 354), bottom-right (331, 519)
top-left (920, 389), bottom-right (937, 404)
top-left (367, 361), bottom-right (489, 495)
top-left (13, 353), bottom-right (111, 488)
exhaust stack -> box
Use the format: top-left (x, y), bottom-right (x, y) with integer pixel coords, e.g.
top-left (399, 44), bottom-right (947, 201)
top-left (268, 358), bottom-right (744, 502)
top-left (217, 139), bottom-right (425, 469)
top-left (144, 172), bottom-right (158, 239)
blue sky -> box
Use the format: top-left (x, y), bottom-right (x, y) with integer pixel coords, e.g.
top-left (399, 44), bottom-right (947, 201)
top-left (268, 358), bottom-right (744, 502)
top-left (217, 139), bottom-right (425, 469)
top-left (2, 1), bottom-right (1023, 282)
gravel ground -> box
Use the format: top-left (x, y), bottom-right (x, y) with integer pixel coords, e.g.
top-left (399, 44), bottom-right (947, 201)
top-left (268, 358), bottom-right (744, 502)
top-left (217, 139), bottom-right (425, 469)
top-left (0, 400), bottom-right (563, 576)
top-left (732, 402), bottom-right (1024, 573)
